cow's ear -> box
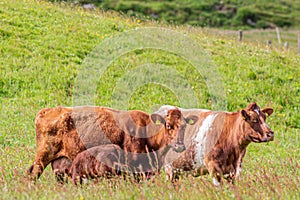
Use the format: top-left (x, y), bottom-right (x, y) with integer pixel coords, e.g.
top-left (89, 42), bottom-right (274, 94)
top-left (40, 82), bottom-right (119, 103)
top-left (241, 110), bottom-right (250, 121)
top-left (262, 108), bottom-right (273, 116)
top-left (185, 115), bottom-right (199, 125)
top-left (151, 114), bottom-right (165, 125)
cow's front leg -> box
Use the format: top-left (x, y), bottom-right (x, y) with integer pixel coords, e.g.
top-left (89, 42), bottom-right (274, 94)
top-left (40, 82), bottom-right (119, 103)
top-left (27, 148), bottom-right (57, 180)
top-left (28, 159), bottom-right (49, 180)
top-left (234, 163), bottom-right (242, 182)
top-left (206, 160), bottom-right (223, 186)
top-left (234, 148), bottom-right (246, 181)
top-left (27, 162), bottom-right (44, 180)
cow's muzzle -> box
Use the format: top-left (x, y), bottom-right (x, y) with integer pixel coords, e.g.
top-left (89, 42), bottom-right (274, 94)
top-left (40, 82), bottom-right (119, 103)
top-left (173, 143), bottom-right (186, 153)
top-left (267, 131), bottom-right (274, 141)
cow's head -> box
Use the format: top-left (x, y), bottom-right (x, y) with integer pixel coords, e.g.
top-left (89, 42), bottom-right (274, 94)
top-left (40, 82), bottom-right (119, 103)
top-left (241, 102), bottom-right (274, 143)
top-left (151, 108), bottom-right (198, 153)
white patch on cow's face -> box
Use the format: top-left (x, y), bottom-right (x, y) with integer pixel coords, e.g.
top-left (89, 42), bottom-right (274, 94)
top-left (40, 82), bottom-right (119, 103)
top-left (254, 108), bottom-right (260, 115)
top-left (193, 113), bottom-right (217, 168)
top-left (155, 105), bottom-right (177, 116)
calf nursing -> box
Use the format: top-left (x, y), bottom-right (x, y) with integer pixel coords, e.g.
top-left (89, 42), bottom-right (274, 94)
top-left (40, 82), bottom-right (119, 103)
top-left (69, 144), bottom-right (124, 185)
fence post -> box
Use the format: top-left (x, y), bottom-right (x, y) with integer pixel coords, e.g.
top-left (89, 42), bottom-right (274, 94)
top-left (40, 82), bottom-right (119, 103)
top-left (276, 27), bottom-right (281, 45)
top-left (267, 40), bottom-right (272, 48)
top-left (284, 42), bottom-right (289, 50)
top-left (298, 34), bottom-right (300, 54)
top-left (238, 30), bottom-right (243, 41)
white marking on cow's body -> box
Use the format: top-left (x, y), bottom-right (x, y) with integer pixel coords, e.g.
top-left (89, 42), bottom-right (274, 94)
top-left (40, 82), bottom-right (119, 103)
top-left (155, 105), bottom-right (210, 117)
top-left (181, 108), bottom-right (210, 113)
top-left (193, 113), bottom-right (218, 168)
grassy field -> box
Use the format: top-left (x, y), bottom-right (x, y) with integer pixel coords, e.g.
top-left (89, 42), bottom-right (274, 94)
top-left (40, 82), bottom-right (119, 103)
top-left (0, 0), bottom-right (299, 199)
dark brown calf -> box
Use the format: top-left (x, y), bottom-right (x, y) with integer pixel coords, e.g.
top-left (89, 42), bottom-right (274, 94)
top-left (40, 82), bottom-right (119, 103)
top-left (69, 144), bottom-right (158, 185)
top-left (161, 102), bottom-right (274, 185)
top-left (69, 144), bottom-right (125, 185)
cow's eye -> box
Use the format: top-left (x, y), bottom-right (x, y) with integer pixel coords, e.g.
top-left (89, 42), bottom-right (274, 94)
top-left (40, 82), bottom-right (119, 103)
top-left (166, 124), bottom-right (171, 129)
top-left (252, 118), bottom-right (258, 123)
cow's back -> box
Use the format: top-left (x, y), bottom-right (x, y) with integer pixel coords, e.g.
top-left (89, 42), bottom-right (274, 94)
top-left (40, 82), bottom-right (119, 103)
top-left (35, 106), bottom-right (125, 152)
top-left (72, 106), bottom-right (125, 148)
top-left (35, 106), bottom-right (73, 137)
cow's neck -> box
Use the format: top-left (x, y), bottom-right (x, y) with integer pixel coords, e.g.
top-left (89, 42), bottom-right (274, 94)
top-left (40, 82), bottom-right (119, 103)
top-left (146, 128), bottom-right (172, 169)
top-left (225, 113), bottom-right (251, 149)
top-left (147, 128), bottom-right (167, 152)
top-left (156, 144), bottom-right (172, 169)
top-left (213, 113), bottom-right (250, 169)
top-left (238, 117), bottom-right (252, 148)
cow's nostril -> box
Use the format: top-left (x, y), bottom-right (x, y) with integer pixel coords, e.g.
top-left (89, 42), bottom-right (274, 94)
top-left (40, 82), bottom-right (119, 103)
top-left (266, 131), bottom-right (274, 142)
top-left (174, 144), bottom-right (186, 153)
top-left (267, 131), bottom-right (274, 136)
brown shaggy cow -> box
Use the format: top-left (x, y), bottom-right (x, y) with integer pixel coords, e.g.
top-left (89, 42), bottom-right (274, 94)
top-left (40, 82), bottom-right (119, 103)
top-left (158, 102), bottom-right (274, 185)
top-left (28, 106), bottom-right (198, 180)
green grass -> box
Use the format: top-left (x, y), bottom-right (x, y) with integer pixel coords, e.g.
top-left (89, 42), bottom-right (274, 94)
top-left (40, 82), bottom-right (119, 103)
top-left (0, 0), bottom-right (300, 199)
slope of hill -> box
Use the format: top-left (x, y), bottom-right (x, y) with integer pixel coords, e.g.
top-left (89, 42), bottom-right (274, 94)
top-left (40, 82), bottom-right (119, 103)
top-left (0, 0), bottom-right (299, 199)
top-left (55, 0), bottom-right (300, 29)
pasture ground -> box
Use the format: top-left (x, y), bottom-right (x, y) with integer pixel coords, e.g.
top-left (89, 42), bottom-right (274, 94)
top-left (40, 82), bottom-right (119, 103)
top-left (0, 0), bottom-right (299, 199)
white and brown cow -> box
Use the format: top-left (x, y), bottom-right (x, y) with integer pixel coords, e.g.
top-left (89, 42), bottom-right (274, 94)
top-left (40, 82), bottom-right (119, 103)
top-left (28, 106), bottom-right (198, 181)
top-left (158, 102), bottom-right (274, 185)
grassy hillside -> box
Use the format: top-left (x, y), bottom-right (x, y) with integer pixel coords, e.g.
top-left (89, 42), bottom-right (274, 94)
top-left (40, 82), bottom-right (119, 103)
top-left (56, 0), bottom-right (300, 29)
top-left (0, 0), bottom-right (299, 199)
